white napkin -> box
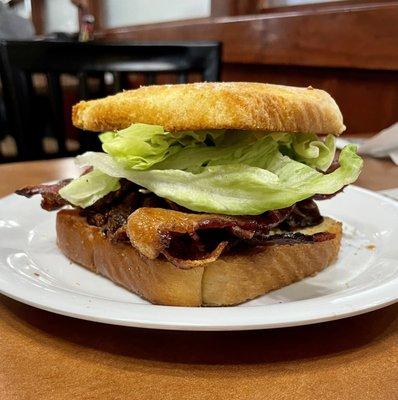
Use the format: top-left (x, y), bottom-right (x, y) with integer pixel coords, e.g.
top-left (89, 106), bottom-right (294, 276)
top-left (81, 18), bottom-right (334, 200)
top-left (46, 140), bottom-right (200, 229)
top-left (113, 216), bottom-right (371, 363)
top-left (358, 123), bottom-right (398, 165)
top-left (335, 122), bottom-right (398, 165)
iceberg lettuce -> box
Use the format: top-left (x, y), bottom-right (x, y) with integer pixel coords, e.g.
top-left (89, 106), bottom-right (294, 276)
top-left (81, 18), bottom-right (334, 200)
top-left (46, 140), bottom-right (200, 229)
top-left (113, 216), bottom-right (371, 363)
top-left (60, 128), bottom-right (362, 215)
top-left (99, 123), bottom-right (225, 170)
top-left (59, 123), bottom-right (362, 215)
top-left (99, 124), bottom-right (337, 173)
top-left (58, 169), bottom-right (120, 208)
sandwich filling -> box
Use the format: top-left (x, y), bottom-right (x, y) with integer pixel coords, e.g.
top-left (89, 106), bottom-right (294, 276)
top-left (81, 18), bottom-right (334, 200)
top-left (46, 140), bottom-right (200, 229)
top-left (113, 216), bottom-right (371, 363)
top-left (17, 123), bottom-right (363, 268)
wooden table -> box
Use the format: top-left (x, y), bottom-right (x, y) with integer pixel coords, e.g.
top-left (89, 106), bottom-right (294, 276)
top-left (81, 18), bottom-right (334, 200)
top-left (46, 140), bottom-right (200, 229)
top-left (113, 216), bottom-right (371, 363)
top-left (0, 157), bottom-right (397, 400)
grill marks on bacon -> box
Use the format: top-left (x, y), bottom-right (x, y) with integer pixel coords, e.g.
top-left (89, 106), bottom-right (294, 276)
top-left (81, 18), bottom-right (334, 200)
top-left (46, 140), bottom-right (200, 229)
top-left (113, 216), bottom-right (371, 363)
top-left (126, 207), bottom-right (333, 269)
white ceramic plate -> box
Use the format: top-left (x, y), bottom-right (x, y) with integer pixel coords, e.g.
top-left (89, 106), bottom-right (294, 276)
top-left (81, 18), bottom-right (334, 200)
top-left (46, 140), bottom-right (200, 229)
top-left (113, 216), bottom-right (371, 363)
top-left (0, 185), bottom-right (397, 331)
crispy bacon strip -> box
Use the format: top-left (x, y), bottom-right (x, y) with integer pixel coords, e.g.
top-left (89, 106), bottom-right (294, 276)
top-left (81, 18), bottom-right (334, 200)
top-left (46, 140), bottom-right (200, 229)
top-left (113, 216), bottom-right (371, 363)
top-left (126, 207), bottom-right (333, 269)
top-left (127, 207), bottom-right (291, 257)
top-left (163, 241), bottom-right (229, 269)
top-left (16, 179), bottom-right (336, 268)
top-left (246, 231), bottom-right (335, 246)
top-left (15, 179), bottom-right (72, 211)
top-left (313, 186), bottom-right (345, 201)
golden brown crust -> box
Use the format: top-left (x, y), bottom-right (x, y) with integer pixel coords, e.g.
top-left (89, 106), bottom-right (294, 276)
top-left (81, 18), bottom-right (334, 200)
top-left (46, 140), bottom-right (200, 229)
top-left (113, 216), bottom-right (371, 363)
top-left (72, 82), bottom-right (345, 135)
top-left (56, 209), bottom-right (342, 307)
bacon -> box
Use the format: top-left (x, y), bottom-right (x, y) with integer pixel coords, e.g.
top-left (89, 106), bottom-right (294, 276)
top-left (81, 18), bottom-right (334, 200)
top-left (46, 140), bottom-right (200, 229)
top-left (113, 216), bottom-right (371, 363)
top-left (280, 198), bottom-right (323, 229)
top-left (313, 186), bottom-right (345, 201)
top-left (16, 178), bottom-right (336, 268)
top-left (15, 179), bottom-right (72, 211)
top-left (163, 240), bottom-right (229, 269)
top-left (81, 182), bottom-right (179, 242)
top-left (245, 231), bottom-right (335, 246)
top-left (126, 207), bottom-right (332, 269)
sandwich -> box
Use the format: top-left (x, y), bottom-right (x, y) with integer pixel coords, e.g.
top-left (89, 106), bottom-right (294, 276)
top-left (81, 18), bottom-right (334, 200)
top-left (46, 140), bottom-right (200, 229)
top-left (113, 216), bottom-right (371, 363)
top-left (16, 82), bottom-right (363, 306)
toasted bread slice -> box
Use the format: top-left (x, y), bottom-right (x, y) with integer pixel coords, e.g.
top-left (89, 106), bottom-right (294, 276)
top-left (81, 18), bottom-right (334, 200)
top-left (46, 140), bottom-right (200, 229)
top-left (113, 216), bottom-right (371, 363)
top-left (56, 209), bottom-right (342, 306)
top-left (72, 82), bottom-right (345, 135)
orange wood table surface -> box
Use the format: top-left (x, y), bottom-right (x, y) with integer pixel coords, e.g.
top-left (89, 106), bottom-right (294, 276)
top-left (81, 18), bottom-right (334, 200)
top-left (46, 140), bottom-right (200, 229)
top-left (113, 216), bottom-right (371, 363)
top-left (0, 157), bottom-right (397, 400)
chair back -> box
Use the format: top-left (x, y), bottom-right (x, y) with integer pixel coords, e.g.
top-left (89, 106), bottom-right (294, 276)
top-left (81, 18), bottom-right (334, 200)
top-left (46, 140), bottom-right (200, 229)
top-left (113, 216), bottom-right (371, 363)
top-left (0, 40), bottom-right (221, 161)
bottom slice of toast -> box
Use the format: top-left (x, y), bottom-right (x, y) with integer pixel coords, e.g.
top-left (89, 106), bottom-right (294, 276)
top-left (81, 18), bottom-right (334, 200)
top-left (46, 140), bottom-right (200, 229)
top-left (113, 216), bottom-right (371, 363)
top-left (56, 209), bottom-right (342, 306)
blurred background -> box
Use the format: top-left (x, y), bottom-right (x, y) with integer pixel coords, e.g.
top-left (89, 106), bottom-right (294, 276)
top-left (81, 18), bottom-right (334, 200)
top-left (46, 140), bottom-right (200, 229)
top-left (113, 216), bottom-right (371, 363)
top-left (0, 0), bottom-right (397, 162)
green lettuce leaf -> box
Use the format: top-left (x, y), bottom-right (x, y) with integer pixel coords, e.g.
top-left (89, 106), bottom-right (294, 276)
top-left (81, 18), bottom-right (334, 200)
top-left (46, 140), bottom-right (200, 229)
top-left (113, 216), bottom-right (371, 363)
top-left (154, 133), bottom-right (277, 171)
top-left (99, 123), bottom-right (176, 170)
top-left (59, 124), bottom-right (361, 215)
top-left (99, 124), bottom-right (336, 172)
top-left (59, 169), bottom-right (120, 208)
top-left (99, 124), bottom-right (225, 170)
top-left (62, 144), bottom-right (362, 215)
top-left (273, 133), bottom-right (336, 172)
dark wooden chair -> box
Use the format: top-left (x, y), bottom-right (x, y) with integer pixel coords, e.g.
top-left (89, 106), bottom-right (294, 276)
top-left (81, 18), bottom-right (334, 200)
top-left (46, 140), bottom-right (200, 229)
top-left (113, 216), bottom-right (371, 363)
top-left (0, 40), bottom-right (221, 162)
